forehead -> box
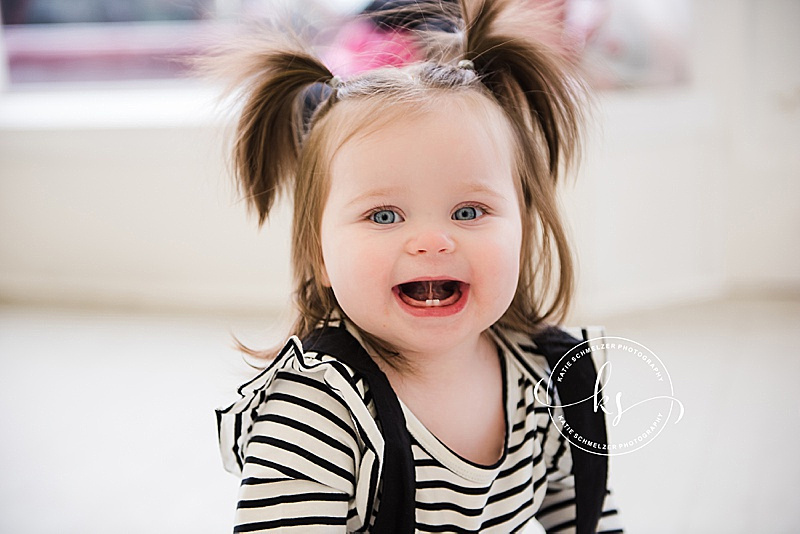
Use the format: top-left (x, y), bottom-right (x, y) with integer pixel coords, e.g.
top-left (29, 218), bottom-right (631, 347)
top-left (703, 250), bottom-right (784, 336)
top-left (328, 92), bottom-right (516, 183)
top-left (337, 90), bottom-right (511, 145)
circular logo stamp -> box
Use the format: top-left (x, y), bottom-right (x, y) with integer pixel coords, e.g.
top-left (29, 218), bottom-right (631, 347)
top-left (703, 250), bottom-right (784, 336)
top-left (535, 336), bottom-right (684, 456)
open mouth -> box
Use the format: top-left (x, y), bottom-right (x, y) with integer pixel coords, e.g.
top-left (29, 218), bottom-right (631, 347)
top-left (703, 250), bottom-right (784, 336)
top-left (396, 280), bottom-right (464, 308)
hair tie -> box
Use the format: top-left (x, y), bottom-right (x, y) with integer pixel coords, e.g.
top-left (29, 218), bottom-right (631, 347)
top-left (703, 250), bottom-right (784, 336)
top-left (457, 59), bottom-right (475, 71)
top-left (328, 75), bottom-right (342, 89)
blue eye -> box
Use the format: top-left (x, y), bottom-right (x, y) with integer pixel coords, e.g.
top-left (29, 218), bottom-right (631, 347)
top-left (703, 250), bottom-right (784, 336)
top-left (370, 209), bottom-right (402, 224)
top-left (452, 206), bottom-right (484, 221)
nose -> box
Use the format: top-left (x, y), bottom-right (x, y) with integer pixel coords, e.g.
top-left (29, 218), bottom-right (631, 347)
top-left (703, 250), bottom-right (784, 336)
top-left (405, 228), bottom-right (455, 255)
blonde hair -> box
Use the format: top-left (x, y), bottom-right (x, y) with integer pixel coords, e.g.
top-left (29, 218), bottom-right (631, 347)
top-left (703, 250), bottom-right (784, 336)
top-left (207, 0), bottom-right (586, 360)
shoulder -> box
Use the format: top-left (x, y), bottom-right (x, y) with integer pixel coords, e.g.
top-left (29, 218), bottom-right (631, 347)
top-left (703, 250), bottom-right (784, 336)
top-left (491, 324), bottom-right (578, 381)
top-left (216, 335), bottom-right (382, 477)
top-left (492, 323), bottom-right (599, 366)
top-left (494, 324), bottom-right (608, 401)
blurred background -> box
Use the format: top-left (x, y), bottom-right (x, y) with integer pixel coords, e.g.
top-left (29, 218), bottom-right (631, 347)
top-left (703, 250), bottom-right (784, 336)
top-left (0, 0), bottom-right (798, 532)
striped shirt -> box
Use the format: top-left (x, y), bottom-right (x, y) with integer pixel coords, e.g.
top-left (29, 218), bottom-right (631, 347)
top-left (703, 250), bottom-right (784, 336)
top-left (217, 324), bottom-right (623, 533)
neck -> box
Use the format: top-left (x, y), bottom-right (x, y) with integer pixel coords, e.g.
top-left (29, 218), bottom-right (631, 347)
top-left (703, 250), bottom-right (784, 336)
top-left (383, 329), bottom-right (496, 386)
top-left (377, 328), bottom-right (507, 466)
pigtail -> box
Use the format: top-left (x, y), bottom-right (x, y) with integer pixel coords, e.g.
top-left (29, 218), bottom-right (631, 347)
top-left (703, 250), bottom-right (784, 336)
top-left (456, 0), bottom-right (586, 326)
top-left (460, 0), bottom-right (583, 181)
top-left (205, 36), bottom-right (336, 226)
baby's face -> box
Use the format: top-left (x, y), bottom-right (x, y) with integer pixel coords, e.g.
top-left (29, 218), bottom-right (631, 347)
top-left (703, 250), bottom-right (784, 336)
top-left (319, 98), bottom-right (523, 359)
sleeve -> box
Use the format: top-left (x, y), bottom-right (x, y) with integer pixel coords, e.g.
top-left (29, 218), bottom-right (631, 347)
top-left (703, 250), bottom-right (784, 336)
top-left (233, 369), bottom-right (363, 533)
top-left (534, 409), bottom-right (623, 534)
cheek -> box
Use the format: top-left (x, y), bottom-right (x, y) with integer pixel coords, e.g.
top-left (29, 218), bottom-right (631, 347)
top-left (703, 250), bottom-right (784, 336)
top-left (485, 219), bottom-right (523, 292)
top-left (320, 220), bottom-right (383, 297)
top-left (319, 213), bottom-right (338, 288)
top-left (321, 237), bottom-right (394, 328)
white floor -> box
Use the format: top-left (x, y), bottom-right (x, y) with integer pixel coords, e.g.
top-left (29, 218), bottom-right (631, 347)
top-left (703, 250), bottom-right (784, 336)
top-left (0, 295), bottom-right (798, 533)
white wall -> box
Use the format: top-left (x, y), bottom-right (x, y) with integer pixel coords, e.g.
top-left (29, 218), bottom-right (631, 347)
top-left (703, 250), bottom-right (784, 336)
top-left (0, 84), bottom-right (295, 315)
top-left (569, 0), bottom-right (800, 318)
top-left (722, 0), bottom-right (800, 290)
top-left (1, 0), bottom-right (798, 317)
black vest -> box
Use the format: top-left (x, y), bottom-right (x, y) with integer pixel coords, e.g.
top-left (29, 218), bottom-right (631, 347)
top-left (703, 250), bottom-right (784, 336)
top-left (303, 326), bottom-right (608, 533)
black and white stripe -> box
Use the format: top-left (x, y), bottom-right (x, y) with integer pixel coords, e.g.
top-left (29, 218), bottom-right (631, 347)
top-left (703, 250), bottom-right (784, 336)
top-left (217, 326), bottom-right (623, 532)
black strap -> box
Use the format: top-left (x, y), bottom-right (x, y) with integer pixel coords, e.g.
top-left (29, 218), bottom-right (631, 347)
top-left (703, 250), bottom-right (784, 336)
top-left (532, 327), bottom-right (609, 534)
top-left (303, 327), bottom-right (415, 534)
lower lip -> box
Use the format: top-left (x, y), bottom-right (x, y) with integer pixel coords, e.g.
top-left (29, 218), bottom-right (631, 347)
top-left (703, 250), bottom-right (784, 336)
top-left (393, 284), bottom-right (469, 318)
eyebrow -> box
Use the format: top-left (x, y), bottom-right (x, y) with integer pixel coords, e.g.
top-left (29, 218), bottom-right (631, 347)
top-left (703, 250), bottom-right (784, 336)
top-left (345, 182), bottom-right (507, 207)
top-left (462, 183), bottom-right (507, 198)
top-left (344, 187), bottom-right (406, 208)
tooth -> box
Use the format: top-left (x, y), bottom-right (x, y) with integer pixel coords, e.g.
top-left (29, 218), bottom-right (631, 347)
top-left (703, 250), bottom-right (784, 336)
top-left (425, 299), bottom-right (440, 307)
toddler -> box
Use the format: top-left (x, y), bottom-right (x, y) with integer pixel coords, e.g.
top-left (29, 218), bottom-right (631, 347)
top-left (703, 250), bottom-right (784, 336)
top-left (214, 1), bottom-right (623, 532)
